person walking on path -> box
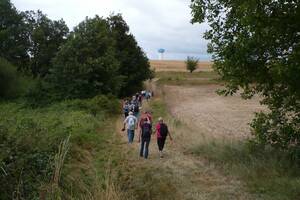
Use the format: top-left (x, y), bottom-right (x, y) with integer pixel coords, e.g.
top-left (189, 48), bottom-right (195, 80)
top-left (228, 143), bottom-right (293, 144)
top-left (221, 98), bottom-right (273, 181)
top-left (123, 100), bottom-right (130, 118)
top-left (122, 111), bottom-right (138, 144)
top-left (138, 117), bottom-right (152, 159)
top-left (139, 111), bottom-right (153, 129)
top-left (155, 117), bottom-right (173, 158)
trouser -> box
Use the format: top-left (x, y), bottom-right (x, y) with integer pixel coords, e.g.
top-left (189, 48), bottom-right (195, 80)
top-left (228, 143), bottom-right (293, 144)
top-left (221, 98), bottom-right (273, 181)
top-left (127, 129), bottom-right (135, 143)
top-left (124, 112), bottom-right (129, 118)
top-left (157, 137), bottom-right (166, 151)
top-left (140, 137), bottom-right (150, 158)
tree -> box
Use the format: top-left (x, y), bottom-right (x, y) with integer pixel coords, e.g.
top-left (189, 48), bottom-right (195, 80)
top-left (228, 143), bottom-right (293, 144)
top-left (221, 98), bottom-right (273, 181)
top-left (191, 1), bottom-right (300, 156)
top-left (107, 14), bottom-right (153, 96)
top-left (0, 58), bottom-right (23, 99)
top-left (185, 56), bottom-right (198, 73)
top-left (0, 0), bottom-right (30, 70)
top-left (49, 16), bottom-right (122, 99)
top-left (24, 10), bottom-right (69, 77)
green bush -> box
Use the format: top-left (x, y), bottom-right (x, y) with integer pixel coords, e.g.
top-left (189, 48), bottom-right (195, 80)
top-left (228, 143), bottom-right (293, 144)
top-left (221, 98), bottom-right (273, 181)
top-left (0, 58), bottom-right (24, 99)
top-left (0, 96), bottom-right (120, 199)
top-left (24, 79), bottom-right (57, 107)
top-left (251, 111), bottom-right (300, 163)
top-left (185, 56), bottom-right (198, 73)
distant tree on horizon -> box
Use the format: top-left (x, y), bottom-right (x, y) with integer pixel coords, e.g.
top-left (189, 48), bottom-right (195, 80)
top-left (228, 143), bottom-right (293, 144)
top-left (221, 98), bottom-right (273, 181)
top-left (185, 56), bottom-right (198, 73)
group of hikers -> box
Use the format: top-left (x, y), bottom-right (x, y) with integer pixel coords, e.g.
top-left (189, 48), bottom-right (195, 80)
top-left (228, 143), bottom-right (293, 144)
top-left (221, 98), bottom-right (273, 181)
top-left (122, 91), bottom-right (173, 159)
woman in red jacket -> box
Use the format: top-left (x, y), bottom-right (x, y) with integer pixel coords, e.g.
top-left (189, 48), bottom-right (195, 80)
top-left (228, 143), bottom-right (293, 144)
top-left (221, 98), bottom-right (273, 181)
top-left (155, 117), bottom-right (173, 158)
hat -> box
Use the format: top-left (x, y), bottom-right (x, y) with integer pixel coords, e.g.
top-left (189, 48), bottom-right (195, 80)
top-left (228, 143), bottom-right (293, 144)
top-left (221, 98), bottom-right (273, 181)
top-left (158, 117), bottom-right (163, 121)
top-left (129, 111), bottom-right (133, 115)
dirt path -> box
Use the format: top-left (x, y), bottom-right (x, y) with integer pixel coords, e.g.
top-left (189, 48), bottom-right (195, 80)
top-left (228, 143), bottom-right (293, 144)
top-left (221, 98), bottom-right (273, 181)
top-left (116, 88), bottom-right (260, 199)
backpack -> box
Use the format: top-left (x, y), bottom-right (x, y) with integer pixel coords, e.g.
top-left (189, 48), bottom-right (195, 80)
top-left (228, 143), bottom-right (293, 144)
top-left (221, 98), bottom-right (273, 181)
top-left (128, 116), bottom-right (135, 130)
top-left (142, 123), bottom-right (151, 138)
top-left (159, 123), bottom-right (168, 138)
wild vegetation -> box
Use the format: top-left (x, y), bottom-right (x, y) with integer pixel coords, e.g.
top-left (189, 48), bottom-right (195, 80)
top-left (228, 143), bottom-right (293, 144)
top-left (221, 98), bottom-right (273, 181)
top-left (0, 0), bottom-right (152, 199)
top-left (0, 96), bottom-right (123, 199)
top-left (185, 56), bottom-right (198, 73)
top-left (0, 0), bottom-right (152, 101)
top-left (191, 0), bottom-right (300, 160)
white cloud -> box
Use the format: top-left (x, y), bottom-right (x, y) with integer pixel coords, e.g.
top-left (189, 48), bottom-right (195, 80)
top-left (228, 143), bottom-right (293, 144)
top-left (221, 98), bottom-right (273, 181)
top-left (11, 0), bottom-right (211, 60)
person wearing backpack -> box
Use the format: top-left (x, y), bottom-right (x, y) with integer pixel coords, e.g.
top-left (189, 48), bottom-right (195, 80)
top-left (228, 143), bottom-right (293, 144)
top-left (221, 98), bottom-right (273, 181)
top-left (155, 117), bottom-right (173, 158)
top-left (122, 112), bottom-right (138, 144)
top-left (139, 111), bottom-right (153, 128)
top-left (133, 101), bottom-right (140, 118)
top-left (138, 117), bottom-right (152, 159)
top-left (123, 100), bottom-right (129, 118)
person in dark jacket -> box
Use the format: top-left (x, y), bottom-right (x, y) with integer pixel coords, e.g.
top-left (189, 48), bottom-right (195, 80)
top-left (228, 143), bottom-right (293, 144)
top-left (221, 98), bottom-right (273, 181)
top-left (155, 117), bottom-right (173, 158)
top-left (139, 117), bottom-right (152, 159)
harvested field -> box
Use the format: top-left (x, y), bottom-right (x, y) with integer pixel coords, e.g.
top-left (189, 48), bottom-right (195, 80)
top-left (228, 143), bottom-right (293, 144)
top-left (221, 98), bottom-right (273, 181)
top-left (150, 60), bottom-right (213, 72)
top-left (163, 85), bottom-right (265, 140)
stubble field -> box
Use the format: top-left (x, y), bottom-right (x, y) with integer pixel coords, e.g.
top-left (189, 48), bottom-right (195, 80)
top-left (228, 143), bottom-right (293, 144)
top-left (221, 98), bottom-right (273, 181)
top-left (150, 60), bottom-right (213, 72)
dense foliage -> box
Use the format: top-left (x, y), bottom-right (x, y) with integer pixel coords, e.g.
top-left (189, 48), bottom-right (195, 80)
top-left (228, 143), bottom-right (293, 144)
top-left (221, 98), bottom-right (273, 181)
top-left (185, 56), bottom-right (198, 73)
top-left (0, 58), bottom-right (25, 99)
top-left (0, 0), bottom-right (30, 68)
top-left (0, 0), bottom-right (152, 198)
top-left (0, 96), bottom-right (120, 199)
top-left (1, 0), bottom-right (152, 101)
top-left (24, 10), bottom-right (69, 77)
top-left (49, 16), bottom-right (122, 99)
top-left (191, 0), bottom-right (300, 157)
top-left (108, 14), bottom-right (153, 96)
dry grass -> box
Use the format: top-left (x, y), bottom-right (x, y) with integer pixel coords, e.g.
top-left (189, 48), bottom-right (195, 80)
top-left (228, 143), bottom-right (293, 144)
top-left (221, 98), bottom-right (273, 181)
top-left (155, 71), bottom-right (221, 86)
top-left (150, 60), bottom-right (213, 72)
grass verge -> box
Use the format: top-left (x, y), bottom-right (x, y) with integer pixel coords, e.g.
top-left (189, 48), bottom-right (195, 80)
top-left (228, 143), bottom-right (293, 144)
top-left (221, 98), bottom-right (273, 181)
top-left (189, 139), bottom-right (300, 200)
top-left (0, 96), bottom-right (128, 200)
top-left (155, 71), bottom-right (221, 86)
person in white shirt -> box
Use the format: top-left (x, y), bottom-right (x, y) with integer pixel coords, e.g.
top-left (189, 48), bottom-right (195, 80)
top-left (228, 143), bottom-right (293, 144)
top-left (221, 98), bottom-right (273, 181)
top-left (122, 111), bottom-right (138, 144)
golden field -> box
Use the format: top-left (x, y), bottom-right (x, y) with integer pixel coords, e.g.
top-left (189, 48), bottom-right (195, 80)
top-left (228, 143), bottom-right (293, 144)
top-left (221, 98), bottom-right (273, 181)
top-left (150, 60), bottom-right (213, 72)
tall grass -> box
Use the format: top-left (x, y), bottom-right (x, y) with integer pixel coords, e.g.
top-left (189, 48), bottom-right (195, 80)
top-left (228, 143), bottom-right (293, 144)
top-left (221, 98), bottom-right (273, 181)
top-left (53, 135), bottom-right (71, 186)
top-left (46, 135), bottom-right (71, 199)
top-left (0, 96), bottom-right (127, 200)
top-left (190, 138), bottom-right (300, 200)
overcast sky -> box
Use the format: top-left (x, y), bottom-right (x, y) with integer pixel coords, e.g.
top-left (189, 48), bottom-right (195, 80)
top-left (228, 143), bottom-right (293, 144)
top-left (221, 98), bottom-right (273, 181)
top-left (12, 0), bottom-right (211, 60)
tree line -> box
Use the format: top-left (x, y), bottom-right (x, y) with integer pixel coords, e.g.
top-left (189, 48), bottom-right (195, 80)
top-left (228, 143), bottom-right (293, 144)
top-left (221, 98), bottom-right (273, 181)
top-left (0, 0), bottom-right (153, 104)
